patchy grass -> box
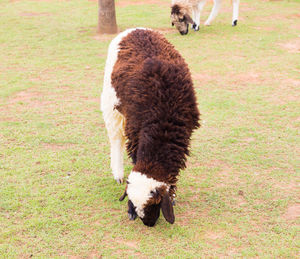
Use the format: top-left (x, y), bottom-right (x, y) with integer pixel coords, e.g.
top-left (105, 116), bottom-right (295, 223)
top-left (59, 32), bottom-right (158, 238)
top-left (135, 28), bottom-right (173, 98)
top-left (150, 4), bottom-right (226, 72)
top-left (0, 0), bottom-right (299, 257)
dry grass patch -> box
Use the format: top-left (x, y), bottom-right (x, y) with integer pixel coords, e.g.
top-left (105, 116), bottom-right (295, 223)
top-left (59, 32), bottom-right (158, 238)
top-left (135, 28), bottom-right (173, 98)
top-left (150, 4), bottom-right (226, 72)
top-left (278, 37), bottom-right (300, 53)
top-left (282, 204), bottom-right (300, 221)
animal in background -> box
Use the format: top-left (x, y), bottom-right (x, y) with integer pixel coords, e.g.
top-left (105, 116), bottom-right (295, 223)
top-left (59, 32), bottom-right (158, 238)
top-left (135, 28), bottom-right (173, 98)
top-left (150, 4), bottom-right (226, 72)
top-left (171, 0), bottom-right (240, 35)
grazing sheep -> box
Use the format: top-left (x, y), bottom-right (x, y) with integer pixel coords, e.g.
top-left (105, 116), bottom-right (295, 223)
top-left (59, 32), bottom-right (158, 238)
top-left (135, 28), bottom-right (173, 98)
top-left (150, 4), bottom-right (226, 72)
top-left (101, 28), bottom-right (200, 226)
top-left (171, 0), bottom-right (240, 35)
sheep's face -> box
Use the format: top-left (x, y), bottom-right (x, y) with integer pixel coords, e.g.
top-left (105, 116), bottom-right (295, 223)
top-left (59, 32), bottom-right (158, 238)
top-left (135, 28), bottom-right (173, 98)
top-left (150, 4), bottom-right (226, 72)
top-left (129, 190), bottom-right (161, 227)
top-left (171, 4), bottom-right (194, 35)
top-left (119, 171), bottom-right (175, 227)
top-left (140, 200), bottom-right (161, 227)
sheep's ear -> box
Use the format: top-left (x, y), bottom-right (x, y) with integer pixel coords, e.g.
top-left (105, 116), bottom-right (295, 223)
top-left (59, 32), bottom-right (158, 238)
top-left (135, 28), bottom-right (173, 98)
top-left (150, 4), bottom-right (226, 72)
top-left (119, 190), bottom-right (127, 201)
top-left (161, 191), bottom-right (175, 224)
top-left (185, 14), bottom-right (194, 25)
top-left (119, 183), bottom-right (128, 201)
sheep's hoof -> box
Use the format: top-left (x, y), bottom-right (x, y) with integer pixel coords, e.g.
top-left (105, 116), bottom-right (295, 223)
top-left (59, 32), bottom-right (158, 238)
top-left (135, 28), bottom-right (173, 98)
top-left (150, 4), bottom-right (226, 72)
top-left (128, 213), bottom-right (137, 221)
top-left (232, 20), bottom-right (237, 26)
top-left (192, 23), bottom-right (199, 31)
top-left (204, 21), bottom-right (211, 26)
top-left (172, 199), bottom-right (176, 206)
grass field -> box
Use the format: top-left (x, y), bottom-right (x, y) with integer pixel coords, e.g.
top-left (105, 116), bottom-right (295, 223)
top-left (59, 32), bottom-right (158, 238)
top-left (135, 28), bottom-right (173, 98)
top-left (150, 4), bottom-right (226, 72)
top-left (0, 0), bottom-right (299, 257)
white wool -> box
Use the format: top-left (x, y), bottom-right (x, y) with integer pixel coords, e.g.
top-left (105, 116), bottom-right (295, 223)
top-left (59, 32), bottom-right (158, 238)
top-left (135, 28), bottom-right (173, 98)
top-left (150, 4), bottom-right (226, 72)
top-left (101, 28), bottom-right (138, 137)
top-left (101, 28), bottom-right (147, 182)
top-left (101, 28), bottom-right (148, 139)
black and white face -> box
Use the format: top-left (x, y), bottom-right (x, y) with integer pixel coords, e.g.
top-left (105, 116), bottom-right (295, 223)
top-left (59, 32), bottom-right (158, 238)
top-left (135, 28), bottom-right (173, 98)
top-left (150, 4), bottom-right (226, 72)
top-left (140, 202), bottom-right (161, 227)
top-left (119, 171), bottom-right (175, 227)
top-left (127, 192), bottom-right (161, 227)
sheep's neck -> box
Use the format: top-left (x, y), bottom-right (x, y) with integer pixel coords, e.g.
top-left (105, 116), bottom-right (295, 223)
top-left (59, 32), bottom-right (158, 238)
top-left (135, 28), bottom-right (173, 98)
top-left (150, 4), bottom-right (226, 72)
top-left (134, 135), bottom-right (186, 186)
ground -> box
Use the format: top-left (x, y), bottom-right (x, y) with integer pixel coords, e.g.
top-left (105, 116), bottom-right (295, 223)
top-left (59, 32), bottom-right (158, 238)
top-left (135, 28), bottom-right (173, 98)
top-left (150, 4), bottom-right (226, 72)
top-left (0, 0), bottom-right (299, 257)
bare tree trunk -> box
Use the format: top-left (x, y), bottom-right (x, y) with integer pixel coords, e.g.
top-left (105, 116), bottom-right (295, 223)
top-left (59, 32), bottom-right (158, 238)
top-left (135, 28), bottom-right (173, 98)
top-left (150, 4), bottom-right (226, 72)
top-left (98, 0), bottom-right (118, 34)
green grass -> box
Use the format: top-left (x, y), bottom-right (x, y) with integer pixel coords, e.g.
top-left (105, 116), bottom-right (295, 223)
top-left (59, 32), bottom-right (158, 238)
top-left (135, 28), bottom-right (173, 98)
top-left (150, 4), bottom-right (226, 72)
top-left (0, 0), bottom-right (299, 257)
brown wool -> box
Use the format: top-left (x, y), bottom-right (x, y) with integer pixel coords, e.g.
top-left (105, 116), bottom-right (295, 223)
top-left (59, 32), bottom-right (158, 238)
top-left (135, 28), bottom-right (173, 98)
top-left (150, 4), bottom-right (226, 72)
top-left (111, 29), bottom-right (200, 194)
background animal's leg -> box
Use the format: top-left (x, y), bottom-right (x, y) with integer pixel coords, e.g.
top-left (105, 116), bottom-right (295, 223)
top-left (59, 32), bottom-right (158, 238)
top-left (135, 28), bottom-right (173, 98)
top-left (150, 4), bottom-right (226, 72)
top-left (193, 9), bottom-right (200, 31)
top-left (204, 0), bottom-right (221, 26)
top-left (191, 7), bottom-right (195, 24)
top-left (109, 130), bottom-right (125, 184)
top-left (194, 0), bottom-right (207, 31)
top-left (191, 8), bottom-right (198, 31)
top-left (232, 0), bottom-right (240, 26)
top-left (190, 8), bottom-right (195, 30)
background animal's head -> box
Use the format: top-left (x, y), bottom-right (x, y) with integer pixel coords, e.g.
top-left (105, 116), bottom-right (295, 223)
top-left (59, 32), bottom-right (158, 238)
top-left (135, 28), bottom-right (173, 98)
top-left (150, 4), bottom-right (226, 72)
top-left (171, 4), bottom-right (195, 35)
top-left (119, 172), bottom-right (175, 227)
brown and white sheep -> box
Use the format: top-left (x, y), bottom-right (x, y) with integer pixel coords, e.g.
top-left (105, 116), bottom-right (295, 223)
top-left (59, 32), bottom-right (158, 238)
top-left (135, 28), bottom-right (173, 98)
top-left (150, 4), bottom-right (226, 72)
top-left (101, 28), bottom-right (200, 226)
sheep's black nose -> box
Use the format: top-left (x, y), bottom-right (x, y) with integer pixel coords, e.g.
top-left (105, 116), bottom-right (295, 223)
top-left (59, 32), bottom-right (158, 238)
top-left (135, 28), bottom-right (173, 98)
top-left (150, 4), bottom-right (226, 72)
top-left (141, 216), bottom-right (158, 227)
top-left (142, 220), bottom-right (156, 227)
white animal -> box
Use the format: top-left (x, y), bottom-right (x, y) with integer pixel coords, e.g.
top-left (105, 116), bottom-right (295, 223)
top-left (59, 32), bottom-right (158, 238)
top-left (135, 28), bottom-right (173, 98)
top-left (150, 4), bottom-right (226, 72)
top-left (171, 0), bottom-right (240, 34)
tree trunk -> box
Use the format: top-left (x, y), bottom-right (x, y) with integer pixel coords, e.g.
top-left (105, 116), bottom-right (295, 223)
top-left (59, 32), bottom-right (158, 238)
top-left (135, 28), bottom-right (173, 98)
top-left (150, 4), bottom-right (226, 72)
top-left (98, 0), bottom-right (118, 34)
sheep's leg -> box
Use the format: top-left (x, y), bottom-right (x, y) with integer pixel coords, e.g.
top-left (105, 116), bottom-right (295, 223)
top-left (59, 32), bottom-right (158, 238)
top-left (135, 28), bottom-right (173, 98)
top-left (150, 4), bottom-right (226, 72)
top-left (191, 8), bottom-right (195, 23)
top-left (101, 29), bottom-right (138, 184)
top-left (193, 0), bottom-right (207, 31)
top-left (232, 0), bottom-right (240, 26)
top-left (104, 107), bottom-right (126, 183)
top-left (190, 8), bottom-right (197, 30)
top-left (101, 92), bottom-right (125, 183)
top-left (109, 130), bottom-right (125, 184)
top-left (204, 0), bottom-right (221, 26)
top-left (191, 7), bottom-right (199, 31)
top-left (192, 8), bottom-right (200, 31)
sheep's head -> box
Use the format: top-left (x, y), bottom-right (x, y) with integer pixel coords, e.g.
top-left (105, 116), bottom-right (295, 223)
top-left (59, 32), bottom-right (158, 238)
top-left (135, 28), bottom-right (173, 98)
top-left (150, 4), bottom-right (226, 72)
top-left (119, 172), bottom-right (174, 227)
top-left (171, 4), bottom-right (195, 35)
